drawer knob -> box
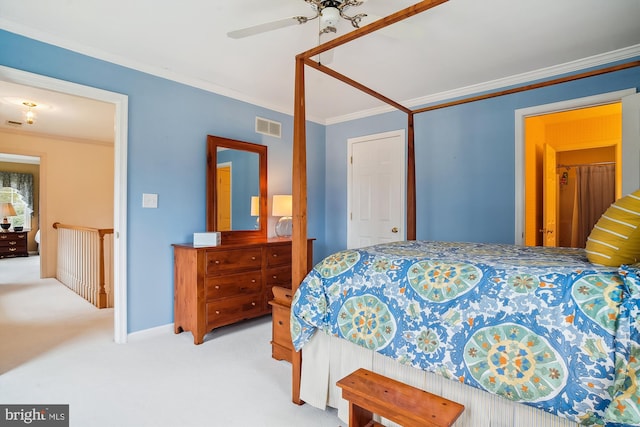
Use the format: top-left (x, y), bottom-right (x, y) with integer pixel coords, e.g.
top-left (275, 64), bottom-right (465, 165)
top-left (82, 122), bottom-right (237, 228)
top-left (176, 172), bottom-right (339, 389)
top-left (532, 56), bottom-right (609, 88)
top-left (272, 275), bottom-right (277, 279)
top-left (9, 248), bottom-right (16, 252)
top-left (214, 285), bottom-right (220, 289)
top-left (215, 310), bottom-right (220, 315)
top-left (278, 320), bottom-right (284, 326)
top-left (215, 260), bottom-right (220, 264)
top-left (9, 241), bottom-right (17, 245)
top-left (251, 256), bottom-right (256, 261)
top-left (251, 279), bottom-right (256, 283)
top-left (251, 302), bottom-right (256, 306)
top-left (272, 253), bottom-right (278, 258)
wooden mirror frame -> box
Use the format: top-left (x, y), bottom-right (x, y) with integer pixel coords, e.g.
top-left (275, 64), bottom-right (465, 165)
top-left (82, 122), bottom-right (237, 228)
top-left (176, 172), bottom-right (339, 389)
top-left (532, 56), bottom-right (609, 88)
top-left (206, 135), bottom-right (267, 244)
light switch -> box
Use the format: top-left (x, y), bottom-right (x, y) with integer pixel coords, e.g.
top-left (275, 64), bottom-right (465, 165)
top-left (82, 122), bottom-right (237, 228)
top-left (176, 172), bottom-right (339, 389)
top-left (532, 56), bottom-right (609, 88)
top-left (142, 193), bottom-right (158, 208)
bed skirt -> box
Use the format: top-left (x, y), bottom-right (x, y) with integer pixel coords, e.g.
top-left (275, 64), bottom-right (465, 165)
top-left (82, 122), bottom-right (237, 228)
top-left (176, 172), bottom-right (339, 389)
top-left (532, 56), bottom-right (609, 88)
top-left (300, 331), bottom-right (578, 427)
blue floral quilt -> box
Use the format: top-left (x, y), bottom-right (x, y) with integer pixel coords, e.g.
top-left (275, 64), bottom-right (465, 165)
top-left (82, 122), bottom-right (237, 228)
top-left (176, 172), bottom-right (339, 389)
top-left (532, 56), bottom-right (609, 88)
top-left (290, 241), bottom-right (640, 426)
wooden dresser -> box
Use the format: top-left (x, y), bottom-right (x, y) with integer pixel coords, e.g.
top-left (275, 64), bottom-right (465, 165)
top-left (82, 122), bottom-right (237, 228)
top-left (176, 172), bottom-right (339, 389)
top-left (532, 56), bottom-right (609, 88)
top-left (0, 231), bottom-right (28, 259)
top-left (172, 237), bottom-right (313, 344)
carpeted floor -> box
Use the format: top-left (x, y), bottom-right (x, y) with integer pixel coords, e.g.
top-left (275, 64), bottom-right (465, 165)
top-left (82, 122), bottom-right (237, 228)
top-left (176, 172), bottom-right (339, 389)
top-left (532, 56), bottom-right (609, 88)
top-left (0, 255), bottom-right (342, 426)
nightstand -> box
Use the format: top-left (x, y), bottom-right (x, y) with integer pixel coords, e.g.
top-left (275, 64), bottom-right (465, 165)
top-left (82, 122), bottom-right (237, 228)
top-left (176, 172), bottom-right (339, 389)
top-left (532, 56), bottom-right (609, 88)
top-left (269, 286), bottom-right (294, 362)
top-left (0, 231), bottom-right (28, 258)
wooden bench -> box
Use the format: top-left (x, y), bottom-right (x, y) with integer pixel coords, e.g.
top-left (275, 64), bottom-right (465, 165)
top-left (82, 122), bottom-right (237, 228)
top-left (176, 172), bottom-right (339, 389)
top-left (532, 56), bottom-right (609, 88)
top-left (336, 368), bottom-right (464, 427)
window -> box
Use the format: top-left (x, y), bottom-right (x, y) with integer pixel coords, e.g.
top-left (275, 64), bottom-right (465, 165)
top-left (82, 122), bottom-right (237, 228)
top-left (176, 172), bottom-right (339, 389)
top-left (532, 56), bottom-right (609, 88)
top-left (0, 187), bottom-right (31, 228)
top-left (0, 172), bottom-right (34, 229)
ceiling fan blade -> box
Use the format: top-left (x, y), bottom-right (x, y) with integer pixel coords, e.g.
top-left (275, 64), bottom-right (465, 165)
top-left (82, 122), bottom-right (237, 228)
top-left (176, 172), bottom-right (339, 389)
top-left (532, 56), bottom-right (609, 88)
top-left (227, 17), bottom-right (303, 39)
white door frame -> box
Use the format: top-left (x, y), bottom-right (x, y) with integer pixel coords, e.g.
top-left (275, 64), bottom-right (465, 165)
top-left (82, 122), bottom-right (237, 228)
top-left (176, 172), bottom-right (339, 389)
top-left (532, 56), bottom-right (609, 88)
top-left (514, 88), bottom-right (637, 245)
top-left (0, 65), bottom-right (129, 344)
top-left (347, 129), bottom-right (406, 248)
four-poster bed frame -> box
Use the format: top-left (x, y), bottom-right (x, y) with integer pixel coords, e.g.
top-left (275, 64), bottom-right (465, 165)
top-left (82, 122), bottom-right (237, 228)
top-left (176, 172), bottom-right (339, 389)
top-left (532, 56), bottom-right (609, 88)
top-left (289, 0), bottom-right (640, 406)
top-left (290, 0), bottom-right (445, 403)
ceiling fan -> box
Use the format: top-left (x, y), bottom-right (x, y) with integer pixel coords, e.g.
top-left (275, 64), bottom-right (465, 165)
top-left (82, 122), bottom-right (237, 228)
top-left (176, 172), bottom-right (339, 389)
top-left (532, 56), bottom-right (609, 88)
top-left (227, 0), bottom-right (371, 39)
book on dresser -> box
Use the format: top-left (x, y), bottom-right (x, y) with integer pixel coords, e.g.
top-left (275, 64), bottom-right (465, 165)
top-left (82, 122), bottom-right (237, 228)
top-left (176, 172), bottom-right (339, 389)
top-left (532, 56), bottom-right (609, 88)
top-left (172, 237), bottom-right (313, 345)
top-left (0, 231), bottom-right (29, 258)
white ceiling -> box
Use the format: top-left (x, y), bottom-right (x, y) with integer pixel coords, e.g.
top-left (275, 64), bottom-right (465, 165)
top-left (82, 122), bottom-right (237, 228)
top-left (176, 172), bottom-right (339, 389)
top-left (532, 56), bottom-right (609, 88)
top-left (0, 80), bottom-right (115, 143)
top-left (0, 0), bottom-right (639, 142)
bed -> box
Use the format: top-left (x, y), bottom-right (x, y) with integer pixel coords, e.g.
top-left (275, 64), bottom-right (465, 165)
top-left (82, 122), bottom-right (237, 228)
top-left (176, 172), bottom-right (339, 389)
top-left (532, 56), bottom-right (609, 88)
top-left (287, 1), bottom-right (640, 425)
top-left (290, 240), bottom-right (640, 426)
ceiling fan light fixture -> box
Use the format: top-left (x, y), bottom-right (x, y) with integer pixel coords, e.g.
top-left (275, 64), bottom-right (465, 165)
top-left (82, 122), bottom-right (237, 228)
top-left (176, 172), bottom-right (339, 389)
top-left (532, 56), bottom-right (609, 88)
top-left (321, 7), bottom-right (340, 28)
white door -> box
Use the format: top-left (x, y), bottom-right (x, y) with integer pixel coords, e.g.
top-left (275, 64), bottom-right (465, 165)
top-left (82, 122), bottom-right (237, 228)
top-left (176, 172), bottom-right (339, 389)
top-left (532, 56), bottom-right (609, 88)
top-left (542, 144), bottom-right (559, 246)
top-left (347, 130), bottom-right (406, 249)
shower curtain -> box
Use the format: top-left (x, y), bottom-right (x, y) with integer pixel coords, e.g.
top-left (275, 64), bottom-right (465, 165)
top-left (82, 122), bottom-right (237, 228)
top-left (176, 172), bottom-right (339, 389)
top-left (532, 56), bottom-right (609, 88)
top-left (570, 164), bottom-right (615, 248)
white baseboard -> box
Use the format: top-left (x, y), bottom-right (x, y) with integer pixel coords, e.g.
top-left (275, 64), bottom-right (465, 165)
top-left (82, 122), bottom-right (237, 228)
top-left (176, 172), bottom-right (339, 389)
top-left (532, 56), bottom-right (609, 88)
top-left (127, 323), bottom-right (174, 341)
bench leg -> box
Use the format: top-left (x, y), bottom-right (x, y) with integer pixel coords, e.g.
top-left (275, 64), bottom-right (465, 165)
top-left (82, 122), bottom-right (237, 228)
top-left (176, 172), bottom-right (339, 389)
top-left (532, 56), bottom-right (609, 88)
top-left (349, 402), bottom-right (374, 427)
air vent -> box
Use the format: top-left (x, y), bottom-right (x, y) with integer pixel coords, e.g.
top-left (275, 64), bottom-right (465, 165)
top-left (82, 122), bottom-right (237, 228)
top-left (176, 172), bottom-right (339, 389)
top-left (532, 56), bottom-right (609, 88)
top-left (6, 120), bottom-right (23, 127)
top-left (255, 117), bottom-right (281, 138)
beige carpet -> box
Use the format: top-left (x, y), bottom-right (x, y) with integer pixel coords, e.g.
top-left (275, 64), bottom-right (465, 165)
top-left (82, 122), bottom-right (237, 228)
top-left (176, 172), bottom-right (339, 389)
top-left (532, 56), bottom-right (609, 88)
top-left (0, 255), bottom-right (343, 426)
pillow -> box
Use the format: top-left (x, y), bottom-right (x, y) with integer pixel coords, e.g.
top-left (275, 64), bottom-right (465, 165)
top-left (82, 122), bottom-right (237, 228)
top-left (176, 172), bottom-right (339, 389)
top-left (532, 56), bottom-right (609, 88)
top-left (585, 189), bottom-right (640, 267)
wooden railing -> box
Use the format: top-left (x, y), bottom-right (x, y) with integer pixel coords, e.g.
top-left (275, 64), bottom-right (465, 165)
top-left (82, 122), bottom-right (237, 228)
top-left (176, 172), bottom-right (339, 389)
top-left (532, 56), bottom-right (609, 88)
top-left (53, 222), bottom-right (114, 309)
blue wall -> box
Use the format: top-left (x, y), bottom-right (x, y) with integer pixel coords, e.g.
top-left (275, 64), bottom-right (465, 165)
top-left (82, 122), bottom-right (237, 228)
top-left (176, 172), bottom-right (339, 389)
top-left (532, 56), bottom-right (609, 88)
top-left (0, 30), bottom-right (325, 333)
top-left (324, 64), bottom-right (640, 257)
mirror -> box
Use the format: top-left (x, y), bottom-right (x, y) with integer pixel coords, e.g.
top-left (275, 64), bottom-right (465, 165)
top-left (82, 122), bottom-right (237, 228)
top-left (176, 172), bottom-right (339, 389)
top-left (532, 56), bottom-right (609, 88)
top-left (207, 135), bottom-right (267, 243)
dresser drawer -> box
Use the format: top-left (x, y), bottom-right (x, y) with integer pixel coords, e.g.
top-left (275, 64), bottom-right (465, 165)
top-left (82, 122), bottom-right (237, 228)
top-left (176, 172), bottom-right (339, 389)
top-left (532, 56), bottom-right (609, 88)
top-left (0, 233), bottom-right (26, 243)
top-left (266, 244), bottom-right (291, 268)
top-left (0, 246), bottom-right (23, 256)
top-left (0, 239), bottom-right (26, 249)
top-left (206, 295), bottom-right (266, 327)
top-left (206, 248), bottom-right (262, 275)
top-left (266, 265), bottom-right (291, 288)
top-left (205, 271), bottom-right (262, 300)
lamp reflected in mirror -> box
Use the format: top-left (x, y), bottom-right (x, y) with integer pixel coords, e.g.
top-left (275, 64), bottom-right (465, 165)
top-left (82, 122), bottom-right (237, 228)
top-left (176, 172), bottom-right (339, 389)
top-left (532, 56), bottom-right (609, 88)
top-left (272, 195), bottom-right (292, 237)
top-left (0, 202), bottom-right (16, 231)
top-left (250, 196), bottom-right (260, 230)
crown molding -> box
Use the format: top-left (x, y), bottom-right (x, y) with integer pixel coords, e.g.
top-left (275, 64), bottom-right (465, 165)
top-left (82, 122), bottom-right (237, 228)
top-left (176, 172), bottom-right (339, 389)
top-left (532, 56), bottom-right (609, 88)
top-left (325, 44), bottom-right (640, 125)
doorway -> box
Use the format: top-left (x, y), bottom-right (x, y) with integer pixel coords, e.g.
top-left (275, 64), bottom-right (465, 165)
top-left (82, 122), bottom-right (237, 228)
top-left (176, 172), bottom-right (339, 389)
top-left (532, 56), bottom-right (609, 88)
top-left (0, 156), bottom-right (40, 256)
top-left (526, 103), bottom-right (621, 247)
top-left (0, 65), bottom-right (129, 343)
top-left (514, 88), bottom-right (640, 246)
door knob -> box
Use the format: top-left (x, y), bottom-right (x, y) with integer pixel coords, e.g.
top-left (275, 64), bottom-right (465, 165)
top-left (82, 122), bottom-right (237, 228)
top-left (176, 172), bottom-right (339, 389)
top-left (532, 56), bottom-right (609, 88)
top-left (391, 227), bottom-right (399, 233)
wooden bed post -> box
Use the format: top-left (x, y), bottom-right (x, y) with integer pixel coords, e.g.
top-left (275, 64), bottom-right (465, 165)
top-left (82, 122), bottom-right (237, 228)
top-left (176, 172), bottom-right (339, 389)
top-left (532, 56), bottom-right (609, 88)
top-left (291, 55), bottom-right (308, 405)
top-left (289, 0), bottom-right (449, 407)
top-left (407, 112), bottom-right (416, 240)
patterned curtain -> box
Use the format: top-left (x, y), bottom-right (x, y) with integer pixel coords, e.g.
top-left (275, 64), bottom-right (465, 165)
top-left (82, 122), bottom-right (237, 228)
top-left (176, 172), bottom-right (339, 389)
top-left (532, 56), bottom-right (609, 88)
top-left (0, 171), bottom-right (34, 209)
